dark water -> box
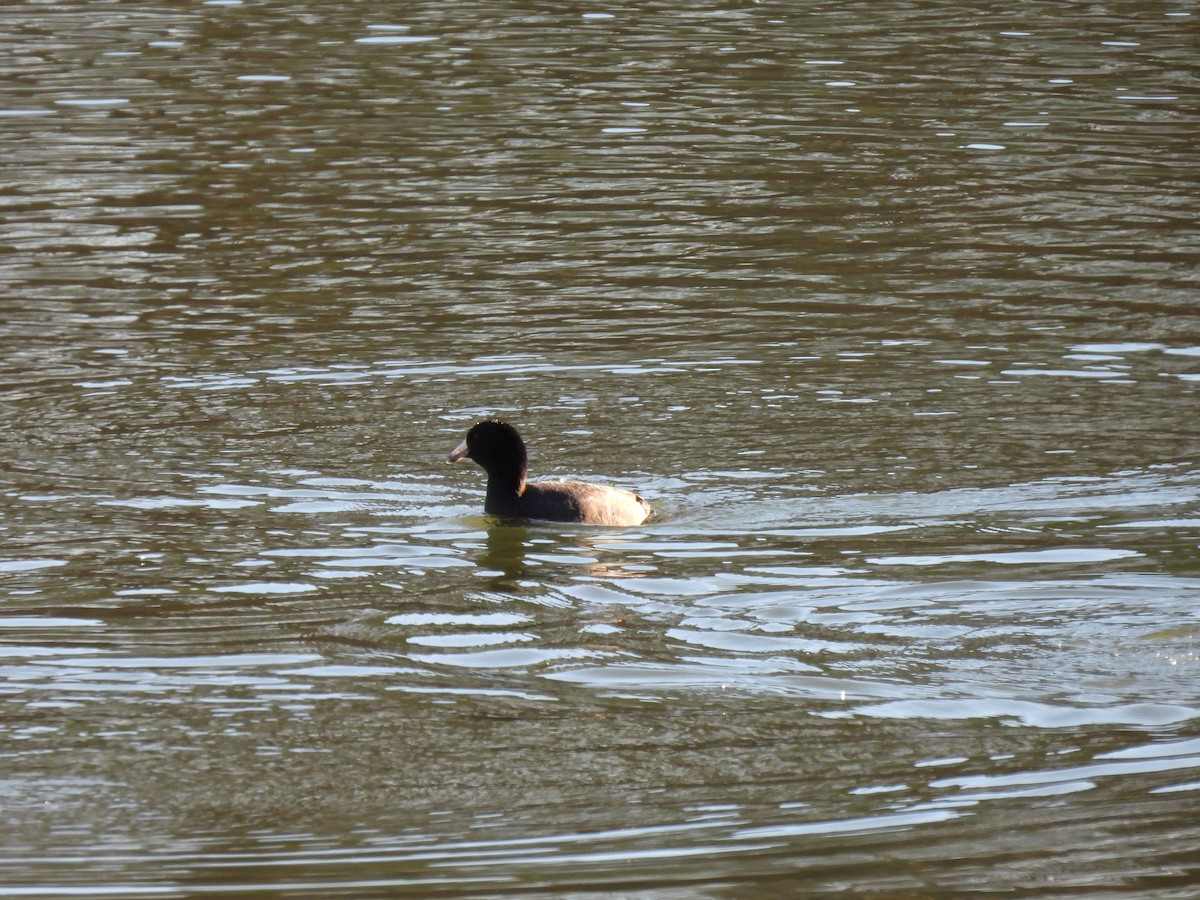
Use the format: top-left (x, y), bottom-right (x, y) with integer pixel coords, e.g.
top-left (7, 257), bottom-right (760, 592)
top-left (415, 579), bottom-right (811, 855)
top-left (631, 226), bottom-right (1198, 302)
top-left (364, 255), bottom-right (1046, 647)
top-left (2, 1), bottom-right (1199, 895)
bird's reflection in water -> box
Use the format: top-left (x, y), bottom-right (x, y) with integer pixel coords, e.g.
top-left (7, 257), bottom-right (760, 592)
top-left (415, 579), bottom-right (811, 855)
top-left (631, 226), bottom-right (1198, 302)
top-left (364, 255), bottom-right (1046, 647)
top-left (586, 533), bottom-right (651, 580)
top-left (478, 520), bottom-right (532, 587)
top-left (477, 520), bottom-right (650, 588)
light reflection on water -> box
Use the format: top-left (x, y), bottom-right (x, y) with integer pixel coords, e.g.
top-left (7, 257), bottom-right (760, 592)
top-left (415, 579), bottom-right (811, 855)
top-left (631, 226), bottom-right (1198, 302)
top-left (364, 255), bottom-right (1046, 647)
top-left (2, 0), bottom-right (1199, 894)
top-left (5, 356), bottom-right (1200, 890)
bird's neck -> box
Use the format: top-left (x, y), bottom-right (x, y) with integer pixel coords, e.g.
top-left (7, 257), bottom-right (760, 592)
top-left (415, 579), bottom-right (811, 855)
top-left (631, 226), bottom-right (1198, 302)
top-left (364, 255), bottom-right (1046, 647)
top-left (484, 466), bottom-right (526, 513)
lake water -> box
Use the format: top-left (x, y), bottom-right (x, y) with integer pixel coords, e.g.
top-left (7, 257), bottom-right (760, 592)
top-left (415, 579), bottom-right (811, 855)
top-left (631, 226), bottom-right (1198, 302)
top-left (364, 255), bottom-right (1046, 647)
top-left (2, 1), bottom-right (1198, 895)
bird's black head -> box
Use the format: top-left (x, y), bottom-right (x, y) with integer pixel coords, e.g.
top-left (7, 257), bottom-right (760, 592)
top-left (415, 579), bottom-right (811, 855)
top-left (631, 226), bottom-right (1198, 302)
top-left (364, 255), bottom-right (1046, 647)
top-left (447, 420), bottom-right (528, 477)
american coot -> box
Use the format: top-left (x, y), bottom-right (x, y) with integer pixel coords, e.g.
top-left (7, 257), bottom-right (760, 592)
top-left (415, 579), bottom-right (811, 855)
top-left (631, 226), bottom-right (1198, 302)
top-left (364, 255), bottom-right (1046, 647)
top-left (447, 420), bottom-right (652, 526)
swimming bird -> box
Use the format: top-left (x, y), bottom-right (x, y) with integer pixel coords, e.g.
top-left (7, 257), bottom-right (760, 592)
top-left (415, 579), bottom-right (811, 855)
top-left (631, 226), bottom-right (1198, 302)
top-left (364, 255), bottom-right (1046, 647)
top-left (447, 420), bottom-right (652, 526)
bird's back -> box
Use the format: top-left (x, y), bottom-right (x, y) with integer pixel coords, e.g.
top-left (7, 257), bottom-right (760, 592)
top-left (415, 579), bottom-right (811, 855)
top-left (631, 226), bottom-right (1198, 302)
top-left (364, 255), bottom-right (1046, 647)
top-left (520, 480), bottom-right (651, 526)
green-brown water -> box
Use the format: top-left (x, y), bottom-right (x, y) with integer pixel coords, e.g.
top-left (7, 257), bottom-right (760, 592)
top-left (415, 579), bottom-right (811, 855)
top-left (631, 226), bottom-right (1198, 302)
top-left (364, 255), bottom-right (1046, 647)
top-left (2, 2), bottom-right (1198, 895)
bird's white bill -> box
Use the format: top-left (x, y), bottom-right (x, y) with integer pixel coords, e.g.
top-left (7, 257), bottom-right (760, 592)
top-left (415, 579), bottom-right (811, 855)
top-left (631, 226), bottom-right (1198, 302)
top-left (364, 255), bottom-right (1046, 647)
top-left (447, 439), bottom-right (469, 463)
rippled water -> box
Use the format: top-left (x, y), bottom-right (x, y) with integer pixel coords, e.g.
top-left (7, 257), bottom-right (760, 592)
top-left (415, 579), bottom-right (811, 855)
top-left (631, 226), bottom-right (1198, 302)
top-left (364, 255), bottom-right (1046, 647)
top-left (2, 1), bottom-right (1199, 895)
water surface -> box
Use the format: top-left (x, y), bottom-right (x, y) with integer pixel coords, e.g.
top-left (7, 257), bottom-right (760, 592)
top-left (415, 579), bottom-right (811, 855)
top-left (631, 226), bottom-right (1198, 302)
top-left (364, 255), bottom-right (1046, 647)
top-left (2, 1), bottom-right (1198, 895)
